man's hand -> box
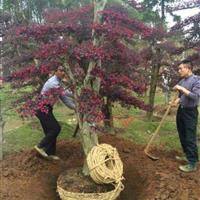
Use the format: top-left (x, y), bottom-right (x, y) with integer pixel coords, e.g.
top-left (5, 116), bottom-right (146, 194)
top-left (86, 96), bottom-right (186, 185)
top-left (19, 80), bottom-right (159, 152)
top-left (173, 85), bottom-right (183, 91)
top-left (173, 85), bottom-right (190, 96)
top-left (169, 98), bottom-right (180, 107)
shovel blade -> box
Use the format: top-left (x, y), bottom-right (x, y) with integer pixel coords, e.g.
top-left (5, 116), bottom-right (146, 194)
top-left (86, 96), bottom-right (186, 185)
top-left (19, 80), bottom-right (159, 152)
top-left (144, 150), bottom-right (159, 161)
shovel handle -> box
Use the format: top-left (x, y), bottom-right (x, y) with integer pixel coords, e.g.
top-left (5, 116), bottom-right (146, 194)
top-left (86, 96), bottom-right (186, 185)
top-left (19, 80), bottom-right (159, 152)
top-left (144, 96), bottom-right (177, 153)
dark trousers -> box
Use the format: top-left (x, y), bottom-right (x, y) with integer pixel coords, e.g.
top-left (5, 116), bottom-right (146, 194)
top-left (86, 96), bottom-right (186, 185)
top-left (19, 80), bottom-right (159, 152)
top-left (176, 105), bottom-right (199, 164)
top-left (36, 105), bottom-right (61, 155)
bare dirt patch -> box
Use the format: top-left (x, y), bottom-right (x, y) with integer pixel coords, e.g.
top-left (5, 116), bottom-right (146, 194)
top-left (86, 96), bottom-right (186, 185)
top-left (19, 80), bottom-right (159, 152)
top-left (1, 135), bottom-right (200, 200)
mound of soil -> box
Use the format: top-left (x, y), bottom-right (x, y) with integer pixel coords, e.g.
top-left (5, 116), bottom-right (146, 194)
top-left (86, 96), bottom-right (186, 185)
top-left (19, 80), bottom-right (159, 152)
top-left (57, 168), bottom-right (114, 193)
top-left (1, 135), bottom-right (200, 200)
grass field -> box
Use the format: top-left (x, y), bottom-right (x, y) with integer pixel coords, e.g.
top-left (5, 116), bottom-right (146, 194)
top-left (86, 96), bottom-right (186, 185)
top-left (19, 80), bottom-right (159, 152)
top-left (1, 84), bottom-right (200, 157)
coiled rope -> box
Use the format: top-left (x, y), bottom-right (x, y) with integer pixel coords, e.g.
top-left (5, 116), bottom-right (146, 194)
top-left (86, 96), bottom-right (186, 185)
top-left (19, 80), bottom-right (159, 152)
top-left (87, 143), bottom-right (124, 199)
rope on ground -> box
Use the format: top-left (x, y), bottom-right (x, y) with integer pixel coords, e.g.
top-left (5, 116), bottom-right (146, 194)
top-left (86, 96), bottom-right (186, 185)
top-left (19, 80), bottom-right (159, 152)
top-left (87, 143), bottom-right (124, 200)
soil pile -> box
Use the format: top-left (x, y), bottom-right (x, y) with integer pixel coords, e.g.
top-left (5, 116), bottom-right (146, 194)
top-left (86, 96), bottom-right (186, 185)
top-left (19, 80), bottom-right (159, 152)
top-left (1, 135), bottom-right (200, 200)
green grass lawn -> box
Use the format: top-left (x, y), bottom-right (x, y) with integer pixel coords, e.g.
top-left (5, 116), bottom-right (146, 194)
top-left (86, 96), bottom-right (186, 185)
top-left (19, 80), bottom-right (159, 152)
top-left (1, 85), bottom-right (200, 158)
top-left (1, 84), bottom-right (77, 155)
top-left (3, 119), bottom-right (75, 154)
top-left (2, 102), bottom-right (77, 155)
top-left (113, 104), bottom-right (180, 149)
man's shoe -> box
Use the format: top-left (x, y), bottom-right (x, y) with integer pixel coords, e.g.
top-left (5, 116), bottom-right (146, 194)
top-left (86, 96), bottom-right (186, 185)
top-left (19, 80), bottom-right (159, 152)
top-left (34, 145), bottom-right (48, 158)
top-left (175, 155), bottom-right (188, 162)
top-left (179, 164), bottom-right (197, 172)
top-left (48, 155), bottom-right (60, 160)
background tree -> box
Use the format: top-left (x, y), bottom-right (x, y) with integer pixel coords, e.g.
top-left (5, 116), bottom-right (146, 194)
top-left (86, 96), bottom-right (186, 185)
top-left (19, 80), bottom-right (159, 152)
top-left (138, 0), bottom-right (200, 119)
top-left (1, 0), bottom-right (92, 24)
top-left (1, 0), bottom-right (92, 80)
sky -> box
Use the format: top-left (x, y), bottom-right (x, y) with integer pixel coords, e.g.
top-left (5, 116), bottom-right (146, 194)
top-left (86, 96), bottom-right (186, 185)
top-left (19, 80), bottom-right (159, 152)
top-left (134, 0), bottom-right (200, 27)
top-left (167, 7), bottom-right (200, 27)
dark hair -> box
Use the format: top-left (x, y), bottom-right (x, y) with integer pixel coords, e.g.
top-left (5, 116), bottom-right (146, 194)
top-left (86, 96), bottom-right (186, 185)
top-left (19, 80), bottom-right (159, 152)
top-left (57, 66), bottom-right (66, 72)
top-left (179, 59), bottom-right (193, 70)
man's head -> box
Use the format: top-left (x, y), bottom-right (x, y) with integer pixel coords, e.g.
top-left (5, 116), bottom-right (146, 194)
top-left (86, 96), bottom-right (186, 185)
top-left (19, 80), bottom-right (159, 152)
top-left (178, 59), bottom-right (193, 78)
top-left (55, 66), bottom-right (66, 79)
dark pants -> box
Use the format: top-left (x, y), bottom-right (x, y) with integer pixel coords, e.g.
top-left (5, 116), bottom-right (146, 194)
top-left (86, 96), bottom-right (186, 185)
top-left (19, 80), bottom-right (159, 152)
top-left (176, 105), bottom-right (199, 165)
top-left (36, 105), bottom-right (61, 155)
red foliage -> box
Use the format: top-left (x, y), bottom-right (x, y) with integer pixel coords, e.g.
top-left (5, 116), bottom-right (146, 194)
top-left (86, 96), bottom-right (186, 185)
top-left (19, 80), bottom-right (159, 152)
top-left (18, 88), bottom-right (65, 118)
top-left (73, 41), bottom-right (112, 61)
top-left (104, 87), bottom-right (152, 111)
top-left (101, 72), bottom-right (146, 94)
top-left (11, 60), bottom-right (62, 81)
top-left (78, 88), bottom-right (104, 123)
top-left (43, 5), bottom-right (93, 24)
top-left (6, 4), bottom-right (161, 119)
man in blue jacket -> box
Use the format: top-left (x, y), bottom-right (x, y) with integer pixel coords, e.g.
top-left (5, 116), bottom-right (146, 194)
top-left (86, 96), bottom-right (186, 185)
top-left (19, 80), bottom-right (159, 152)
top-left (173, 59), bottom-right (200, 172)
top-left (34, 66), bottom-right (75, 160)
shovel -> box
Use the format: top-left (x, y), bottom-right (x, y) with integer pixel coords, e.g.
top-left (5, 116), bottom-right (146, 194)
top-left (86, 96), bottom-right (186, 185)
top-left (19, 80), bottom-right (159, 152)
top-left (144, 96), bottom-right (177, 160)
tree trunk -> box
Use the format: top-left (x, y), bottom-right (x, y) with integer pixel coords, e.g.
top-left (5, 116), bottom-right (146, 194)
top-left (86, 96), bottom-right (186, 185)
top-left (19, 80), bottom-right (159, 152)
top-left (147, 44), bottom-right (162, 120)
top-left (80, 122), bottom-right (99, 175)
top-left (0, 120), bottom-right (5, 161)
top-left (0, 101), bottom-right (5, 160)
top-left (147, 0), bottom-right (166, 119)
top-left (79, 0), bottom-right (108, 175)
top-left (2, 65), bottom-right (11, 80)
top-left (103, 97), bottom-right (114, 133)
top-left (161, 0), bottom-right (165, 23)
top-left (147, 63), bottom-right (161, 120)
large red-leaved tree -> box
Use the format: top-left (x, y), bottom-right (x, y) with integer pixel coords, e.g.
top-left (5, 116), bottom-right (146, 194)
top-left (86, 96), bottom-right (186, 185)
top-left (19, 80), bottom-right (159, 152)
top-left (3, 1), bottom-right (163, 174)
